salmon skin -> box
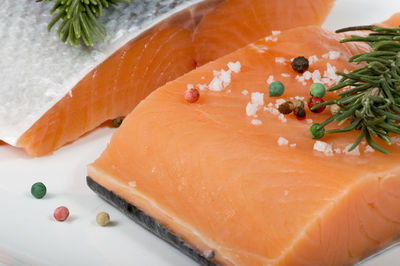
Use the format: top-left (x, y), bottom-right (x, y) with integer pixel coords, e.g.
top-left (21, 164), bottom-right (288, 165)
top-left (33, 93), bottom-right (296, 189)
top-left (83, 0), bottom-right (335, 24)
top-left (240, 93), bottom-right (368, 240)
top-left (88, 23), bottom-right (400, 265)
top-left (0, 0), bottom-right (335, 156)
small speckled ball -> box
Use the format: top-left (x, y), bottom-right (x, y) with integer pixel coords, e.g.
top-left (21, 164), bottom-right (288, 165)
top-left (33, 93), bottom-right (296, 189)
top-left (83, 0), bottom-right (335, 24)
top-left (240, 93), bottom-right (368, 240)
top-left (310, 83), bottom-right (326, 98)
top-left (96, 212), bottom-right (110, 226)
top-left (184, 88), bottom-right (200, 103)
top-left (31, 182), bottom-right (47, 199)
top-left (54, 206), bottom-right (69, 222)
top-left (268, 81), bottom-right (285, 97)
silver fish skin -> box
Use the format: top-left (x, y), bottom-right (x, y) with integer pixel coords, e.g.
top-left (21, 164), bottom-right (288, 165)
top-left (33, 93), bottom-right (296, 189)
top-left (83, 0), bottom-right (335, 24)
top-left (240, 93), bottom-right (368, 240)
top-left (0, 0), bottom-right (220, 145)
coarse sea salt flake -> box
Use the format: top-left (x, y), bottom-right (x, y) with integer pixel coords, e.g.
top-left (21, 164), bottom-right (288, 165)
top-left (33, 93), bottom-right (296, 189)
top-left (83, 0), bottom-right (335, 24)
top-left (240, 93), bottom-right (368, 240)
top-left (364, 145), bottom-right (375, 153)
top-left (246, 103), bottom-right (258, 117)
top-left (281, 73), bottom-right (290, 78)
top-left (313, 141), bottom-right (333, 156)
top-left (278, 114), bottom-right (287, 123)
top-left (290, 144), bottom-right (296, 148)
top-left (278, 137), bottom-right (289, 146)
top-left (308, 55), bottom-right (319, 65)
top-left (275, 57), bottom-right (286, 64)
top-left (187, 84), bottom-right (194, 90)
top-left (241, 90), bottom-right (249, 95)
top-left (343, 144), bottom-right (360, 156)
top-left (306, 119), bottom-right (313, 124)
top-left (251, 92), bottom-right (264, 106)
top-left (272, 30), bottom-right (281, 36)
top-left (197, 84), bottom-right (208, 91)
top-left (227, 61), bottom-right (241, 73)
top-left (267, 75), bottom-right (274, 84)
top-left (251, 119), bottom-right (262, 126)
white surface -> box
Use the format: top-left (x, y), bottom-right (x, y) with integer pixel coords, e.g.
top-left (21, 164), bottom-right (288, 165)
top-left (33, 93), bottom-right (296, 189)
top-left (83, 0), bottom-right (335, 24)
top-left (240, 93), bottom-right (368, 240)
top-left (0, 0), bottom-right (203, 145)
top-left (1, 0), bottom-right (400, 265)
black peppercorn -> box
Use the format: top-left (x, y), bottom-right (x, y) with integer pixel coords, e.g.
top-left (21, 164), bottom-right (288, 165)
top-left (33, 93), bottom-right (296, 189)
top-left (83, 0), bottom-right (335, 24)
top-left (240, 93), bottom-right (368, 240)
top-left (291, 56), bottom-right (309, 73)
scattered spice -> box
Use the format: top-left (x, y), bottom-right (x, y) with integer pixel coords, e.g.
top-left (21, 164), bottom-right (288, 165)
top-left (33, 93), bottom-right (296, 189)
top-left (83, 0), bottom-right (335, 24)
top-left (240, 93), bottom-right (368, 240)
top-left (31, 182), bottom-right (47, 199)
top-left (294, 107), bottom-right (306, 120)
top-left (308, 97), bottom-right (326, 113)
top-left (112, 117), bottom-right (124, 128)
top-left (291, 56), bottom-right (309, 73)
top-left (310, 83), bottom-right (326, 98)
top-left (278, 101), bottom-right (294, 114)
top-left (293, 99), bottom-right (304, 109)
top-left (268, 81), bottom-right (285, 97)
top-left (184, 88), bottom-right (200, 103)
top-left (310, 124), bottom-right (325, 139)
top-left (96, 212), bottom-right (110, 226)
top-left (330, 104), bottom-right (341, 115)
top-left (54, 206), bottom-right (69, 222)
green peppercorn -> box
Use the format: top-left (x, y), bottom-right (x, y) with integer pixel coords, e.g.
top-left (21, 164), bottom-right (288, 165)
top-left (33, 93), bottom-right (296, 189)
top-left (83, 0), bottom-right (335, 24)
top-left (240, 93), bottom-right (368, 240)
top-left (31, 182), bottom-right (47, 199)
top-left (293, 100), bottom-right (304, 109)
top-left (278, 101), bottom-right (294, 114)
top-left (310, 83), bottom-right (326, 98)
top-left (112, 117), bottom-right (124, 128)
top-left (310, 124), bottom-right (325, 139)
top-left (268, 81), bottom-right (285, 97)
top-left (291, 56), bottom-right (309, 73)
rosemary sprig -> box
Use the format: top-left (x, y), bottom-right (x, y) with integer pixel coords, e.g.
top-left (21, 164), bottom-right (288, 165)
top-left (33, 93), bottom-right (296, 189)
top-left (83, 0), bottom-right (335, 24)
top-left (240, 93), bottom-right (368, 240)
top-left (311, 25), bottom-right (400, 154)
top-left (39, 0), bottom-right (131, 47)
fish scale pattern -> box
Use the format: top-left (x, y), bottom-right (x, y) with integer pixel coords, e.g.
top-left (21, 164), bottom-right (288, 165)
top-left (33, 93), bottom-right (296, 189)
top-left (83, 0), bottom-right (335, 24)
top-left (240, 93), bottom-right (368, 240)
top-left (0, 0), bottom-right (198, 145)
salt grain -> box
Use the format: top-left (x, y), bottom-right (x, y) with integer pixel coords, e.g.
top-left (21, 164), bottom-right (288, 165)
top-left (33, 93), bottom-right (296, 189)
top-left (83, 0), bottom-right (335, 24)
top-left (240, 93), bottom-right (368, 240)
top-left (267, 75), bottom-right (274, 84)
top-left (275, 57), bottom-right (286, 64)
top-left (278, 114), bottom-right (287, 123)
top-left (281, 73), bottom-right (290, 78)
top-left (251, 119), bottom-right (262, 126)
top-left (251, 92), bottom-right (264, 106)
top-left (227, 61), bottom-right (241, 73)
top-left (278, 137), bottom-right (289, 146)
top-left (306, 119), bottom-right (313, 124)
top-left (289, 143), bottom-right (296, 148)
top-left (241, 90), bottom-right (249, 95)
top-left (313, 141), bottom-right (333, 156)
top-left (246, 103), bottom-right (258, 117)
top-left (343, 144), bottom-right (360, 156)
top-left (308, 55), bottom-right (319, 65)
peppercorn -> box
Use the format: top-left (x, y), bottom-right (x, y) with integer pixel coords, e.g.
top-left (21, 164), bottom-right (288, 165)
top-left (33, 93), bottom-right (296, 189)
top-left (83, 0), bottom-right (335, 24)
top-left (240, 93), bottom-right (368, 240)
top-left (31, 182), bottom-right (47, 199)
top-left (278, 101), bottom-right (294, 114)
top-left (310, 124), bottom-right (325, 139)
top-left (268, 81), bottom-right (285, 97)
top-left (54, 206), bottom-right (69, 222)
top-left (291, 56), bottom-right (309, 73)
top-left (308, 97), bottom-right (326, 113)
top-left (112, 117), bottom-right (124, 128)
top-left (294, 107), bottom-right (306, 120)
top-left (184, 88), bottom-right (200, 103)
top-left (330, 104), bottom-right (341, 115)
top-left (310, 83), bottom-right (326, 98)
top-left (96, 212), bottom-right (110, 226)
top-left (293, 99), bottom-right (304, 109)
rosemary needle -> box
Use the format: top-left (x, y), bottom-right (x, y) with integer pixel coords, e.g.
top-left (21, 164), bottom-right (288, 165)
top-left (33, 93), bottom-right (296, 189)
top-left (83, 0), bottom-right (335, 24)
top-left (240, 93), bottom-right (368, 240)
top-left (39, 0), bottom-right (131, 47)
top-left (311, 25), bottom-right (400, 154)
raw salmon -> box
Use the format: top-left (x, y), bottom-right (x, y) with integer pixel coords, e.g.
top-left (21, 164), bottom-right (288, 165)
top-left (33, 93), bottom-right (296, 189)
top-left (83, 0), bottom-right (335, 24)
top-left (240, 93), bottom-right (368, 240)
top-left (4, 0), bottom-right (335, 156)
top-left (88, 24), bottom-right (400, 265)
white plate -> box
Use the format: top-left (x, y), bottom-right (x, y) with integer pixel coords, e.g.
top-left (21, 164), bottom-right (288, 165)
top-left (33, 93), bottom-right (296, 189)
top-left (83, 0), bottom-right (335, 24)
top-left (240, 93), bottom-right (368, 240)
top-left (1, 0), bottom-right (400, 265)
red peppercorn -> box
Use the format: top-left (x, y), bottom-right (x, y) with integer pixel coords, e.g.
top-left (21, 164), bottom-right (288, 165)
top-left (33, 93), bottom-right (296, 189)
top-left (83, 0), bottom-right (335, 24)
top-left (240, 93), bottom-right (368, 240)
top-left (294, 107), bottom-right (306, 120)
top-left (308, 97), bottom-right (326, 113)
top-left (54, 206), bottom-right (69, 222)
top-left (184, 88), bottom-right (200, 103)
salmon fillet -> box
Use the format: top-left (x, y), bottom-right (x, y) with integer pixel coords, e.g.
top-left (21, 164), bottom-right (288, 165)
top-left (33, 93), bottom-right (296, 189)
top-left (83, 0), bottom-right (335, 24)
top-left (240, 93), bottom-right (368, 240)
top-left (13, 0), bottom-right (335, 156)
top-left (88, 24), bottom-right (400, 265)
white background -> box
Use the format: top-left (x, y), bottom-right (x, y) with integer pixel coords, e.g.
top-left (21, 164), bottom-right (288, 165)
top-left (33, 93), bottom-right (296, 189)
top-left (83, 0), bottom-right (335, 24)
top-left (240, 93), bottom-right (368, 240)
top-left (1, 0), bottom-right (400, 265)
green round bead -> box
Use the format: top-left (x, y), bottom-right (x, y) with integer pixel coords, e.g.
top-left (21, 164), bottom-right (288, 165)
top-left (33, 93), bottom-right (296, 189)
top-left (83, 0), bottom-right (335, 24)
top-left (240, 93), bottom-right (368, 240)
top-left (31, 182), bottom-right (47, 199)
top-left (310, 83), bottom-right (326, 98)
top-left (268, 81), bottom-right (285, 97)
top-left (310, 124), bottom-right (325, 139)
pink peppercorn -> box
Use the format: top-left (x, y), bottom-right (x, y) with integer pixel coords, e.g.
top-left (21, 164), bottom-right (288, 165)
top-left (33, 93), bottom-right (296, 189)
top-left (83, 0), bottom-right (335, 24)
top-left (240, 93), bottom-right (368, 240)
top-left (184, 88), bottom-right (200, 103)
top-left (54, 206), bottom-right (69, 222)
top-left (308, 97), bottom-right (326, 113)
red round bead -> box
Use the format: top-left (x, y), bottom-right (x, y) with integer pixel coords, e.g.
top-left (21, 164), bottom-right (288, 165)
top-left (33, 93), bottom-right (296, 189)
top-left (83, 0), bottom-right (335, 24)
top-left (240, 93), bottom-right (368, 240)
top-left (54, 206), bottom-right (69, 222)
top-left (184, 88), bottom-right (200, 103)
top-left (308, 97), bottom-right (326, 113)
top-left (294, 107), bottom-right (306, 120)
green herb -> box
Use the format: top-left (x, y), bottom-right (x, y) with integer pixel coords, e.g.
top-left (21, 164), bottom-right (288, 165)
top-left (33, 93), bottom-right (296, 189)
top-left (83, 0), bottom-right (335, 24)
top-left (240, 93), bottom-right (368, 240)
top-left (38, 0), bottom-right (131, 47)
top-left (310, 25), bottom-right (400, 154)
